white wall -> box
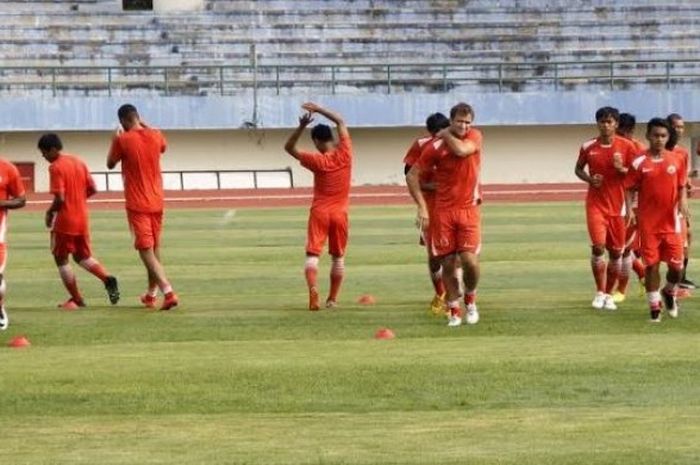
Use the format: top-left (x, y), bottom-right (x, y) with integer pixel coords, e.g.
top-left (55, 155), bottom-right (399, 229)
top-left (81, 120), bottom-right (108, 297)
top-left (0, 125), bottom-right (694, 192)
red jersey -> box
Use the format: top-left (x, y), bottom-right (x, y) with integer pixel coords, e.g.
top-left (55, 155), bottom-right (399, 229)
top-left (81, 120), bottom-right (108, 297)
top-left (578, 136), bottom-right (637, 216)
top-left (297, 133), bottom-right (352, 212)
top-left (670, 145), bottom-right (690, 177)
top-left (0, 158), bottom-right (25, 243)
top-left (49, 153), bottom-right (96, 236)
top-left (408, 136), bottom-right (440, 208)
top-left (625, 151), bottom-right (687, 234)
top-left (108, 128), bottom-right (167, 213)
top-left (417, 128), bottom-right (483, 210)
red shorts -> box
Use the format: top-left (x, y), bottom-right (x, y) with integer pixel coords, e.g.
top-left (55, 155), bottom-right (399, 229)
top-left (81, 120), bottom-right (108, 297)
top-left (0, 243), bottom-right (6, 273)
top-left (51, 232), bottom-right (92, 259)
top-left (127, 210), bottom-right (163, 250)
top-left (640, 231), bottom-right (684, 269)
top-left (306, 209), bottom-right (348, 257)
top-left (430, 206), bottom-right (481, 257)
top-left (586, 207), bottom-right (625, 252)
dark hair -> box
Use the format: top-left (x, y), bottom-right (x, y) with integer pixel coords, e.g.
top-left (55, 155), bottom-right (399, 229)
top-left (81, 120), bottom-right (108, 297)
top-left (37, 133), bottom-right (63, 151)
top-left (311, 124), bottom-right (333, 142)
top-left (450, 102), bottom-right (474, 120)
top-left (618, 113), bottom-right (636, 133)
top-left (646, 117), bottom-right (678, 150)
top-left (117, 103), bottom-right (138, 121)
top-left (595, 106), bottom-right (620, 122)
top-left (667, 113), bottom-right (683, 124)
top-left (425, 112), bottom-right (450, 135)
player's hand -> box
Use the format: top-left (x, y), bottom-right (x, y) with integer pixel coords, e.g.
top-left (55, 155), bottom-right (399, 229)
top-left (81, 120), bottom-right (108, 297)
top-left (681, 201), bottom-right (691, 220)
top-left (415, 208), bottom-right (429, 230)
top-left (590, 174), bottom-right (603, 188)
top-left (612, 153), bottom-right (627, 174)
top-left (299, 112), bottom-right (314, 128)
top-left (436, 128), bottom-right (450, 139)
top-left (45, 211), bottom-right (55, 229)
top-left (113, 124), bottom-right (124, 139)
top-left (301, 102), bottom-right (322, 114)
top-left (138, 118), bottom-right (150, 129)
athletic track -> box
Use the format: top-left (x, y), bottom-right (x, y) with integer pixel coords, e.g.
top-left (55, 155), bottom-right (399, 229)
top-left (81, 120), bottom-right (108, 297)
top-left (20, 183), bottom-right (593, 211)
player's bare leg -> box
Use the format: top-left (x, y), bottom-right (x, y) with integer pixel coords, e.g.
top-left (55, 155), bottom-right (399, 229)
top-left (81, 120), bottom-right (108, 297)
top-left (645, 263), bottom-right (663, 322)
top-left (140, 247), bottom-right (161, 308)
top-left (427, 254), bottom-right (446, 316)
top-left (75, 254), bottom-right (119, 305)
top-left (662, 265), bottom-right (683, 319)
top-left (304, 254), bottom-right (320, 311)
top-left (614, 249), bottom-right (633, 303)
top-left (590, 244), bottom-right (607, 309)
top-left (0, 274), bottom-right (8, 330)
top-left (326, 255), bottom-right (345, 308)
top-left (138, 248), bottom-right (177, 310)
top-left (602, 248), bottom-right (622, 310)
top-left (459, 250), bottom-right (480, 325)
top-left (442, 253), bottom-right (463, 327)
top-left (54, 255), bottom-right (86, 309)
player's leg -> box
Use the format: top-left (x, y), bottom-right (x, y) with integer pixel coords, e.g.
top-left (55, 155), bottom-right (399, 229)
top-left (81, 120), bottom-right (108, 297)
top-left (602, 216), bottom-right (625, 310)
top-left (641, 234), bottom-right (662, 322)
top-left (433, 210), bottom-right (462, 327)
top-left (326, 211), bottom-right (348, 308)
top-left (0, 245), bottom-right (8, 330)
top-left (74, 235), bottom-right (120, 305)
top-left (52, 233), bottom-right (85, 308)
top-left (139, 246), bottom-right (160, 308)
top-left (587, 209), bottom-right (607, 309)
top-left (615, 223), bottom-right (638, 301)
top-left (441, 252), bottom-right (463, 327)
top-left (660, 234), bottom-right (684, 318)
top-left (305, 210), bottom-right (328, 311)
top-left (459, 249), bottom-right (480, 325)
top-left (679, 219), bottom-right (695, 289)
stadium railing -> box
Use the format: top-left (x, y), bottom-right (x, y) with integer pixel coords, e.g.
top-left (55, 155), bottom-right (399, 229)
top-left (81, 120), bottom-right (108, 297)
top-left (91, 168), bottom-right (294, 191)
top-left (2, 59), bottom-right (700, 96)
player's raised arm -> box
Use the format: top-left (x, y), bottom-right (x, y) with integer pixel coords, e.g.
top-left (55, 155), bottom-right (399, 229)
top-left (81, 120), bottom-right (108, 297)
top-left (301, 102), bottom-right (349, 139)
top-left (107, 126), bottom-right (123, 170)
top-left (284, 112), bottom-right (314, 160)
top-left (406, 164), bottom-right (429, 228)
top-left (437, 127), bottom-right (477, 157)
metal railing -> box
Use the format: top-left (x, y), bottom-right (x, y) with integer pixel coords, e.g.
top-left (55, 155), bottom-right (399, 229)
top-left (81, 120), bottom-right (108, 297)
top-left (2, 59), bottom-right (700, 96)
top-left (92, 168), bottom-right (294, 191)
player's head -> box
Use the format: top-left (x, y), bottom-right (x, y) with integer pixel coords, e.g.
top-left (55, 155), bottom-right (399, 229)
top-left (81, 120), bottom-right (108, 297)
top-left (646, 117), bottom-right (677, 152)
top-left (425, 112), bottom-right (450, 136)
top-left (449, 103), bottom-right (474, 137)
top-left (595, 106), bottom-right (619, 138)
top-left (117, 103), bottom-right (140, 130)
top-left (667, 113), bottom-right (685, 138)
top-left (617, 113), bottom-right (636, 137)
top-left (37, 133), bottom-right (63, 161)
top-left (310, 123), bottom-right (334, 152)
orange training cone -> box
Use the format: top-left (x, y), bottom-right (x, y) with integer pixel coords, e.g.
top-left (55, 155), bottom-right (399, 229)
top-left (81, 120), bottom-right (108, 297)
top-left (7, 335), bottom-right (31, 348)
top-left (374, 328), bottom-right (395, 340)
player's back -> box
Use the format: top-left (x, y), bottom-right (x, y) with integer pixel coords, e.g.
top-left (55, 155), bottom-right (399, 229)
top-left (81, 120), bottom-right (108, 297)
top-left (50, 154), bottom-right (92, 235)
top-left (114, 128), bottom-right (166, 213)
top-left (300, 134), bottom-right (352, 211)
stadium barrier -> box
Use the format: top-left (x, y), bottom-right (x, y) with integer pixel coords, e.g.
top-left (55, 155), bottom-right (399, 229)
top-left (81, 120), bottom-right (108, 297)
top-left (2, 59), bottom-right (700, 96)
top-left (91, 168), bottom-right (294, 191)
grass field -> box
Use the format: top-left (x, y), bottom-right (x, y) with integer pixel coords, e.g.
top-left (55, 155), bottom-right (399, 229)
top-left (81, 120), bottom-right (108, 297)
top-left (1, 202), bottom-right (699, 465)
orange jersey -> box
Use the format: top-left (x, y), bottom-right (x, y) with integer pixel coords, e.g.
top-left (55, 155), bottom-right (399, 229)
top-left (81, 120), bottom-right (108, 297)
top-left (297, 133), bottom-right (352, 212)
top-left (49, 153), bottom-right (96, 236)
top-left (619, 135), bottom-right (646, 154)
top-left (108, 128), bottom-right (167, 213)
top-left (0, 158), bottom-right (25, 243)
top-left (626, 151), bottom-right (687, 234)
top-left (670, 145), bottom-right (690, 177)
top-left (417, 128), bottom-right (483, 210)
top-left (578, 136), bottom-right (637, 216)
top-left (410, 136), bottom-right (440, 208)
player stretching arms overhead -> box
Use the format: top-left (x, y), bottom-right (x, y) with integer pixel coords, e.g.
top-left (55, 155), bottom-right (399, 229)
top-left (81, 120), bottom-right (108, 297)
top-left (403, 112), bottom-right (450, 315)
top-left (612, 112), bottom-right (646, 302)
top-left (284, 102), bottom-right (352, 311)
top-left (407, 102), bottom-right (483, 327)
top-left (39, 133), bottom-right (119, 309)
top-left (625, 118), bottom-right (689, 322)
top-left (0, 157), bottom-right (25, 330)
top-left (666, 113), bottom-right (696, 291)
top-left (107, 104), bottom-right (178, 311)
top-left (575, 107), bottom-right (636, 311)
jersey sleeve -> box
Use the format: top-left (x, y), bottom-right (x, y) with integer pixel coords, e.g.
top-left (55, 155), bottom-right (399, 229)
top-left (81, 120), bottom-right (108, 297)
top-left (403, 139), bottom-right (422, 167)
top-left (577, 145), bottom-right (589, 166)
top-left (7, 163), bottom-right (25, 198)
top-left (468, 129), bottom-right (483, 151)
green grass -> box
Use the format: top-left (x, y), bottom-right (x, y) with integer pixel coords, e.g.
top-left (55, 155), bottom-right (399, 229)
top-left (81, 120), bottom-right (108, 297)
top-left (1, 202), bottom-right (699, 464)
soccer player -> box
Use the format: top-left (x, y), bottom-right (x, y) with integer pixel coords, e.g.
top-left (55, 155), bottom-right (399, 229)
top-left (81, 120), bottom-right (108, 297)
top-left (0, 157), bottom-right (26, 330)
top-left (284, 102), bottom-right (352, 310)
top-left (407, 102), bottom-right (483, 327)
top-left (403, 112), bottom-right (450, 315)
top-left (625, 118), bottom-right (688, 322)
top-left (107, 104), bottom-right (178, 310)
top-left (575, 106), bottom-right (636, 311)
top-left (667, 113), bottom-right (695, 291)
top-left (39, 133), bottom-right (119, 309)
top-left (612, 112), bottom-right (646, 302)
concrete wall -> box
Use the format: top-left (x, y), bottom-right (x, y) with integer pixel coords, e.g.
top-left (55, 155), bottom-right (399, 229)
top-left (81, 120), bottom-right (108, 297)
top-left (1, 125), bottom-right (696, 192)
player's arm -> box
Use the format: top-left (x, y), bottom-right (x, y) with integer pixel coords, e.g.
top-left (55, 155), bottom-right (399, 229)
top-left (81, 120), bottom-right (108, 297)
top-left (575, 155), bottom-right (602, 188)
top-left (301, 102), bottom-right (349, 139)
top-left (284, 113), bottom-right (314, 160)
top-left (406, 164), bottom-right (429, 228)
top-left (624, 188), bottom-right (637, 226)
top-left (45, 193), bottom-right (64, 228)
top-left (680, 184), bottom-right (690, 220)
top-left (0, 166), bottom-right (26, 209)
top-left (107, 127), bottom-right (123, 169)
top-left (0, 195), bottom-right (26, 209)
top-left (436, 128), bottom-right (477, 157)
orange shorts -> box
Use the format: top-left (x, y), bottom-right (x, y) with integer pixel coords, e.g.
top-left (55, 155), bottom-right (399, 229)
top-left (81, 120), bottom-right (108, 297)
top-left (0, 243), bottom-right (6, 273)
top-left (586, 207), bottom-right (625, 252)
top-left (51, 232), bottom-right (92, 259)
top-left (127, 210), bottom-right (163, 250)
top-left (640, 231), bottom-right (684, 269)
top-left (306, 209), bottom-right (348, 257)
top-left (430, 206), bottom-right (481, 257)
